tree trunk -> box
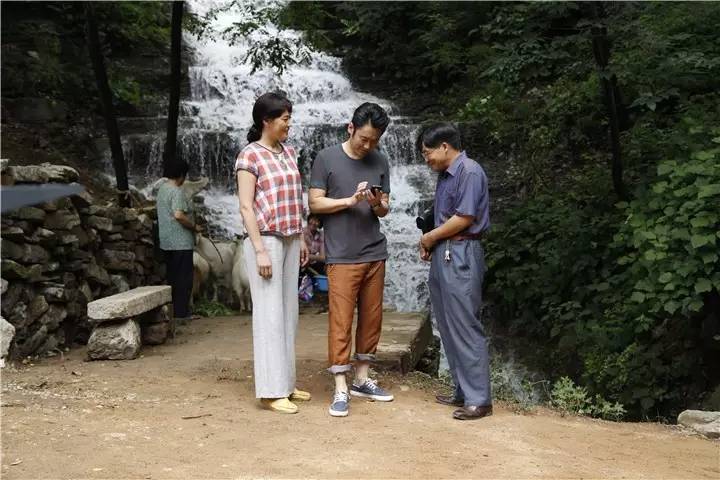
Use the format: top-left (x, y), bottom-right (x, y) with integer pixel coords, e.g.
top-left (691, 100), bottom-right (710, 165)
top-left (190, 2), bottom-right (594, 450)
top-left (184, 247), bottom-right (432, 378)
top-left (84, 2), bottom-right (130, 207)
top-left (164, 1), bottom-right (184, 177)
top-left (591, 6), bottom-right (627, 200)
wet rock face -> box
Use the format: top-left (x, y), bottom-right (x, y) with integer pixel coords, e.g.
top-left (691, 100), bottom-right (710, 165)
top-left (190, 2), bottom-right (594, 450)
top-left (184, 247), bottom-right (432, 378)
top-left (0, 161), bottom-right (166, 360)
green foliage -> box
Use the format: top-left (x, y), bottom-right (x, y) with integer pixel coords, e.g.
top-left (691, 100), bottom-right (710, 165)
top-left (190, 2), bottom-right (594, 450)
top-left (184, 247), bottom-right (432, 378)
top-left (94, 2), bottom-right (171, 50)
top-left (551, 377), bottom-right (626, 421)
top-left (110, 76), bottom-right (142, 106)
top-left (612, 126), bottom-right (720, 320)
top-left (485, 121), bottom-right (720, 417)
top-left (193, 299), bottom-right (235, 318)
top-left (1, 2), bottom-right (171, 108)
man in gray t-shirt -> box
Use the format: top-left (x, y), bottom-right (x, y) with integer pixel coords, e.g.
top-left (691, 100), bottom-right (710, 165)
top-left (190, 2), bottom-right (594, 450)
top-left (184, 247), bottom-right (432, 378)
top-left (309, 102), bottom-right (395, 418)
top-left (310, 144), bottom-right (390, 264)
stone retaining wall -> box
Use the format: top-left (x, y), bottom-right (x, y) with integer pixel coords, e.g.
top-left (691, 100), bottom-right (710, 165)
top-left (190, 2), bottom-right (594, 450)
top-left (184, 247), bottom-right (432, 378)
top-left (1, 161), bottom-right (164, 360)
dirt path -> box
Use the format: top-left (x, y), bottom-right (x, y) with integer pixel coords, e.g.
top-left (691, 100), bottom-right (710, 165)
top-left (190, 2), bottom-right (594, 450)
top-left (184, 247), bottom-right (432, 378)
top-left (2, 316), bottom-right (718, 479)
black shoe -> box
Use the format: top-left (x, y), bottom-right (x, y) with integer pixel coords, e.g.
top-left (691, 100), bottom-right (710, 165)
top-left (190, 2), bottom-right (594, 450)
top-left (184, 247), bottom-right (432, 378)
top-left (453, 405), bottom-right (493, 420)
top-left (435, 394), bottom-right (464, 407)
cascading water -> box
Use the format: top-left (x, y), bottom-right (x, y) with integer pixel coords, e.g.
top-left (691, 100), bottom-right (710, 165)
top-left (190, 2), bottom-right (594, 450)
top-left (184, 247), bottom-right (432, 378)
top-left (120, 0), bottom-right (436, 313)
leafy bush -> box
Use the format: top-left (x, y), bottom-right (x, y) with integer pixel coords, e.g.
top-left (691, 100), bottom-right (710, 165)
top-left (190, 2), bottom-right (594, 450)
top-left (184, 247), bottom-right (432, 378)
top-left (486, 120), bottom-right (720, 417)
top-left (551, 377), bottom-right (626, 421)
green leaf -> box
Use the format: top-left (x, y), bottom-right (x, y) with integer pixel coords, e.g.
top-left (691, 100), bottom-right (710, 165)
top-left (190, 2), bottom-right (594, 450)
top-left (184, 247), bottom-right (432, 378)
top-left (695, 278), bottom-right (712, 294)
top-left (652, 181), bottom-right (668, 194)
top-left (702, 252), bottom-right (718, 264)
top-left (595, 282), bottom-right (610, 291)
top-left (690, 217), bottom-right (711, 228)
top-left (694, 150), bottom-right (717, 161)
top-left (689, 300), bottom-right (704, 312)
top-left (658, 272), bottom-right (673, 283)
top-left (630, 291), bottom-right (645, 303)
top-left (664, 300), bottom-right (680, 314)
top-left (691, 235), bottom-right (709, 248)
top-left (657, 163), bottom-right (675, 176)
top-left (698, 184), bottom-right (720, 199)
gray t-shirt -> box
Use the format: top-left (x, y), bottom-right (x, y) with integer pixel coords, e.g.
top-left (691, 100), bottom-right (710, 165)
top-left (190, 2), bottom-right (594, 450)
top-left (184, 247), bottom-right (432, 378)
top-left (310, 144), bottom-right (391, 264)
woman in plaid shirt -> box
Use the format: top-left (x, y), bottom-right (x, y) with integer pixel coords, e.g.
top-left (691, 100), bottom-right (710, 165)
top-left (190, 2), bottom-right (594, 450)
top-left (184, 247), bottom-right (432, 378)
top-left (236, 92), bottom-right (311, 414)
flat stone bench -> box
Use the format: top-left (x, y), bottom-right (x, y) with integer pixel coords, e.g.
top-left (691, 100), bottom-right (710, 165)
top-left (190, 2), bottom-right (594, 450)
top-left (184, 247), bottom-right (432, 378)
top-left (88, 286), bottom-right (171, 322)
top-left (86, 286), bottom-right (173, 360)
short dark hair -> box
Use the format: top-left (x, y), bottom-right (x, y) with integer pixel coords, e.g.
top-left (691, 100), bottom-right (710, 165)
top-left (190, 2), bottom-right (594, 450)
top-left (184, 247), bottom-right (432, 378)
top-left (247, 91), bottom-right (293, 142)
top-left (351, 102), bottom-right (390, 133)
top-left (166, 159), bottom-right (189, 179)
top-left (415, 122), bottom-right (462, 152)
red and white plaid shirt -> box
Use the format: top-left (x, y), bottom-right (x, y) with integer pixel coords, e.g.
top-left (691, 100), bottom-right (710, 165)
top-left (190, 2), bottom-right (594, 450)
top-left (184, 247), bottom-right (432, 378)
top-left (235, 142), bottom-right (304, 237)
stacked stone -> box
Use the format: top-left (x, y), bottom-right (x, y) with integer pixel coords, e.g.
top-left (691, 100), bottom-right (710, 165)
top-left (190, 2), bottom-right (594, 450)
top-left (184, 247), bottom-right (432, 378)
top-left (86, 286), bottom-right (173, 360)
top-left (0, 161), bottom-right (164, 363)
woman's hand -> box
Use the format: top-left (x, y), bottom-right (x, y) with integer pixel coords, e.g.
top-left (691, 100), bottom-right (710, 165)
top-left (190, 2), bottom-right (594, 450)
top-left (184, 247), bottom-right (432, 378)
top-left (300, 240), bottom-right (310, 267)
top-left (256, 249), bottom-right (272, 279)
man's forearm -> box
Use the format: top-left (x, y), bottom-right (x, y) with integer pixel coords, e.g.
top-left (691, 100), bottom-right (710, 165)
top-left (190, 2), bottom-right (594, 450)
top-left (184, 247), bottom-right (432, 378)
top-left (309, 195), bottom-right (352, 214)
top-left (426, 215), bottom-right (474, 244)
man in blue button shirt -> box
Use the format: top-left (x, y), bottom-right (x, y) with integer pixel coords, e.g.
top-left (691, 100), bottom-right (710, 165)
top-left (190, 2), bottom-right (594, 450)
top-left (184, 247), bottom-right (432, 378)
top-left (417, 122), bottom-right (493, 420)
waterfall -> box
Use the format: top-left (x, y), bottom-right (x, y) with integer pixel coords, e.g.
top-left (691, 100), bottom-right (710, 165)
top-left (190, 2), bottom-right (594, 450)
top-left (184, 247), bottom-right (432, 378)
top-left (118, 0), bottom-right (435, 313)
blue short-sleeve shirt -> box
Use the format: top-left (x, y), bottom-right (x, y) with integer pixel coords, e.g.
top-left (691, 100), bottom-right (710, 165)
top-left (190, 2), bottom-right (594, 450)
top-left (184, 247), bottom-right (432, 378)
top-left (433, 151), bottom-right (490, 235)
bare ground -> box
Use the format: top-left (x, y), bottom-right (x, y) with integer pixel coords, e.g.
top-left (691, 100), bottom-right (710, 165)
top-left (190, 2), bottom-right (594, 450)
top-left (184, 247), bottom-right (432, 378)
top-left (1, 315), bottom-right (718, 479)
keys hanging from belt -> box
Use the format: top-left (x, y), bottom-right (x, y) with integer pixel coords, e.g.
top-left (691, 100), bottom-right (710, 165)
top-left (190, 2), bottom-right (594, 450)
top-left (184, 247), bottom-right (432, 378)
top-left (444, 240), bottom-right (451, 262)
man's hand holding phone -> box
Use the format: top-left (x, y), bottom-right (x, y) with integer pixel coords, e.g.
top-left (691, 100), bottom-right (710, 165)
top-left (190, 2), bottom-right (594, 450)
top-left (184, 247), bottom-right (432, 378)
top-left (367, 184), bottom-right (383, 208)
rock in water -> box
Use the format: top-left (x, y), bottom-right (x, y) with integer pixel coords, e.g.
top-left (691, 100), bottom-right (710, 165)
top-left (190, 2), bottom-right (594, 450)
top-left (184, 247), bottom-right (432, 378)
top-left (678, 410), bottom-right (720, 439)
top-left (87, 319), bottom-right (141, 360)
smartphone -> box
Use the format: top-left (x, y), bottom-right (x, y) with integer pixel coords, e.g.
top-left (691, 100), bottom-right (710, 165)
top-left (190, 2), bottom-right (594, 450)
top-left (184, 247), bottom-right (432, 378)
top-left (370, 185), bottom-right (383, 195)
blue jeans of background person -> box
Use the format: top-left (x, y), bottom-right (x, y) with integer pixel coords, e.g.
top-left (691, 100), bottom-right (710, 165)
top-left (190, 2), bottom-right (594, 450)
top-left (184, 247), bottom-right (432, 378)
top-left (428, 239), bottom-right (491, 406)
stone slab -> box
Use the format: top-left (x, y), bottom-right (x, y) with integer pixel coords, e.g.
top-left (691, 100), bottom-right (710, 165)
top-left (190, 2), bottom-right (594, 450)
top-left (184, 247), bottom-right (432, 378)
top-left (87, 286), bottom-right (171, 322)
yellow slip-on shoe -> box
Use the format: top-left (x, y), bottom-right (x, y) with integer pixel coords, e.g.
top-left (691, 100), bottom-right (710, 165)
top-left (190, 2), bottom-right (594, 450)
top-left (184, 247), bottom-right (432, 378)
top-left (260, 397), bottom-right (298, 414)
top-left (289, 388), bottom-right (311, 402)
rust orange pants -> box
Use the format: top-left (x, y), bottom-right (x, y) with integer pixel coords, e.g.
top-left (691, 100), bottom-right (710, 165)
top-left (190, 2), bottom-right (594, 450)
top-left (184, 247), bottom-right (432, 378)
top-left (326, 261), bottom-right (385, 374)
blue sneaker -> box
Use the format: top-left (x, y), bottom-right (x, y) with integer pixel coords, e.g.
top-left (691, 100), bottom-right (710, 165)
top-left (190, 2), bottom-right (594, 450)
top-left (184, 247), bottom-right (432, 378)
top-left (329, 391), bottom-right (349, 417)
top-left (350, 378), bottom-right (394, 402)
